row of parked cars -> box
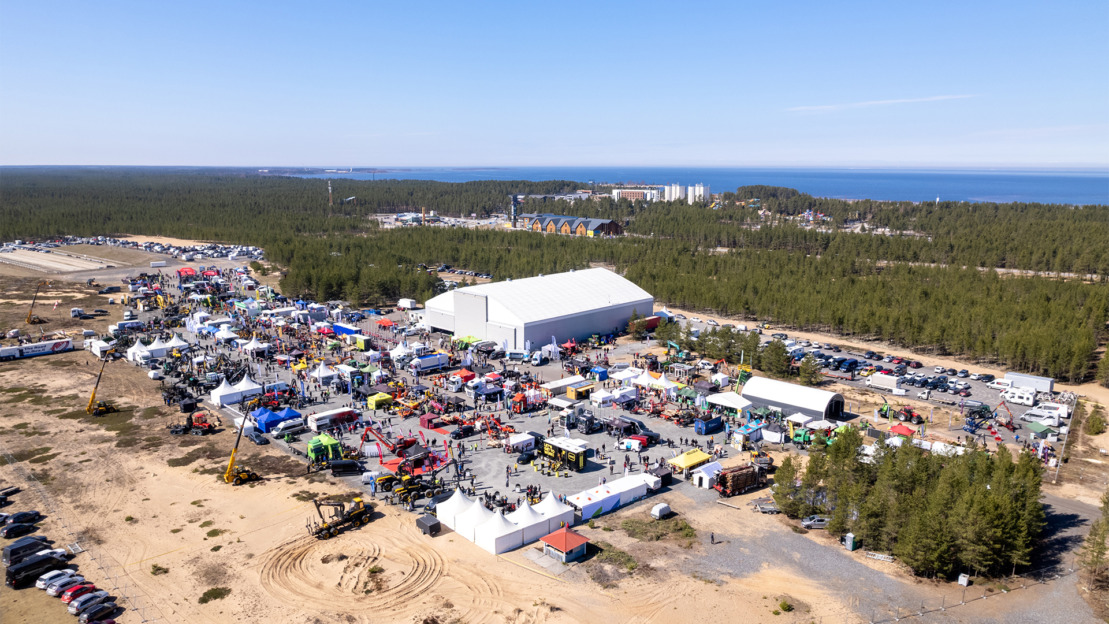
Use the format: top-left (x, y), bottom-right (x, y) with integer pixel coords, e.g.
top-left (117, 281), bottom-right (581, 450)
top-left (2, 499), bottom-right (117, 622)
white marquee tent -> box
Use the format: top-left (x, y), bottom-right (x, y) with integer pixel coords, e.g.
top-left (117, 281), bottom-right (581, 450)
top-left (215, 328), bottom-right (238, 342)
top-left (242, 337), bottom-right (270, 352)
top-left (166, 334), bottom-right (189, 350)
top-left (454, 501), bottom-right (494, 541)
top-left (474, 511), bottom-right (524, 555)
top-left (505, 502), bottom-right (551, 543)
top-left (146, 337), bottom-right (169, 358)
top-left (533, 494), bottom-right (576, 533)
top-left (310, 363), bottom-right (338, 383)
top-left (567, 485), bottom-right (620, 521)
top-left (126, 341), bottom-right (150, 362)
top-left (232, 375), bottom-right (263, 400)
top-left (436, 489), bottom-right (474, 530)
top-left (210, 379), bottom-right (240, 406)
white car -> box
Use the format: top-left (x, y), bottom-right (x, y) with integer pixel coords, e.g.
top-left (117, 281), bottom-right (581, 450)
top-left (706, 319), bottom-right (719, 327)
top-left (35, 548), bottom-right (68, 560)
top-left (934, 366), bottom-right (946, 374)
top-left (46, 575), bottom-right (85, 596)
top-left (36, 568), bottom-right (76, 590)
top-left (969, 373), bottom-right (981, 380)
top-left (690, 317), bottom-right (702, 323)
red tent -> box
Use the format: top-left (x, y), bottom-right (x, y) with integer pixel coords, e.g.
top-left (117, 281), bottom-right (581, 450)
top-left (177, 267), bottom-right (196, 276)
top-left (484, 372), bottom-right (502, 382)
top-left (454, 369), bottom-right (476, 383)
top-left (376, 318), bottom-right (395, 327)
top-left (890, 424), bottom-right (916, 437)
top-left (202, 270), bottom-right (219, 277)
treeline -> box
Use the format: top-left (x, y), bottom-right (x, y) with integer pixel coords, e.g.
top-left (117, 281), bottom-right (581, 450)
top-left (1, 170), bottom-right (1106, 382)
top-left (773, 431), bottom-right (1045, 579)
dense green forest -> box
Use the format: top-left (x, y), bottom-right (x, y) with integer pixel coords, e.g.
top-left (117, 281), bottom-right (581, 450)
top-left (1, 169), bottom-right (1107, 383)
top-left (773, 430), bottom-right (1045, 579)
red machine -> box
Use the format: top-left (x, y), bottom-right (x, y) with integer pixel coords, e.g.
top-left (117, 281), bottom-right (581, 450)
top-left (358, 425), bottom-right (417, 457)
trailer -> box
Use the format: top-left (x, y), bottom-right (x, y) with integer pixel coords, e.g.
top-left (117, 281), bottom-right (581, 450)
top-left (0, 338), bottom-right (74, 361)
top-left (713, 465), bottom-right (765, 497)
top-left (149, 261), bottom-right (167, 268)
top-left (1004, 372), bottom-right (1054, 394)
top-left (307, 408), bottom-right (360, 433)
top-left (409, 353), bottom-right (450, 374)
top-left (693, 415), bottom-right (722, 435)
top-left (866, 373), bottom-right (901, 393)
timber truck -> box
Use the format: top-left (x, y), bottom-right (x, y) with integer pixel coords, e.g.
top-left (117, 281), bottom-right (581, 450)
top-left (714, 465), bottom-right (765, 497)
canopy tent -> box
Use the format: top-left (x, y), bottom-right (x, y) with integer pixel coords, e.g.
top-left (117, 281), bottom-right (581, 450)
top-left (610, 368), bottom-right (640, 383)
top-left (376, 318), bottom-right (395, 327)
top-left (590, 389), bottom-right (614, 407)
top-left (452, 369), bottom-right (477, 383)
top-left (310, 363), bottom-right (338, 382)
top-left (275, 406), bottom-right (301, 420)
top-left (761, 422), bottom-right (787, 444)
top-left (889, 423), bottom-right (916, 437)
top-left (146, 337), bottom-right (169, 358)
top-left (505, 502), bottom-right (550, 544)
top-left (165, 334), bottom-right (190, 350)
top-left (390, 344), bottom-right (412, 360)
top-left (250, 406), bottom-right (276, 421)
top-left (806, 420), bottom-right (836, 431)
top-left (474, 511), bottom-right (524, 554)
top-left (257, 408), bottom-right (301, 433)
top-left (676, 386), bottom-right (698, 400)
top-left (711, 372), bottom-right (730, 387)
top-left (435, 489), bottom-right (474, 530)
top-left (242, 337), bottom-right (270, 352)
top-left (366, 393), bottom-right (393, 409)
top-left (786, 413), bottom-right (813, 426)
top-left (591, 366), bottom-right (608, 381)
top-left (454, 501), bottom-right (494, 541)
top-left (706, 391), bottom-right (752, 412)
top-left (209, 379), bottom-right (241, 406)
top-left (533, 494), bottom-right (575, 533)
top-left (232, 375), bottom-right (264, 400)
top-left (668, 448), bottom-right (712, 472)
top-left (215, 328), bottom-right (239, 342)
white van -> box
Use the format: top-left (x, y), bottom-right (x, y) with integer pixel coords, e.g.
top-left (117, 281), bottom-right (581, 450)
top-left (1024, 402), bottom-right (1070, 420)
top-left (1000, 388), bottom-right (1036, 407)
top-left (271, 420), bottom-right (307, 437)
top-left (986, 379), bottom-right (1013, 391)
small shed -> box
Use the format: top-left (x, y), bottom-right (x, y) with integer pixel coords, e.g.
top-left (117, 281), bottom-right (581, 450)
top-left (416, 514), bottom-right (441, 536)
top-left (419, 413), bottom-right (441, 430)
top-left (541, 526), bottom-right (590, 563)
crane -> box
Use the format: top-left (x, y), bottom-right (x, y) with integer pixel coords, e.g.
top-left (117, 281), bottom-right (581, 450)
top-left (26, 280), bottom-right (50, 324)
top-left (224, 423), bottom-right (261, 485)
top-left (358, 424), bottom-right (416, 457)
top-left (87, 350), bottom-right (118, 415)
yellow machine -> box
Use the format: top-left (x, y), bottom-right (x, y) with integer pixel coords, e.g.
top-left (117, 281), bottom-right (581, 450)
top-left (87, 351), bottom-right (118, 415)
top-left (224, 424), bottom-right (261, 485)
top-left (26, 280), bottom-right (50, 324)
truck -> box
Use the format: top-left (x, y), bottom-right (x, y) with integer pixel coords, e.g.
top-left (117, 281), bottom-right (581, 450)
top-left (713, 465), bottom-right (764, 497)
top-left (409, 353), bottom-right (450, 374)
top-left (866, 373), bottom-right (901, 393)
top-left (307, 408), bottom-right (360, 433)
top-left (149, 261), bottom-right (167, 268)
top-left (0, 338), bottom-right (74, 361)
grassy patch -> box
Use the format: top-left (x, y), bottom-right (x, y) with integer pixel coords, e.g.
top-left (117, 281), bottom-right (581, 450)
top-left (0, 446), bottom-right (53, 465)
top-left (168, 445), bottom-right (221, 468)
top-left (140, 407), bottom-right (162, 419)
top-left (199, 520), bottom-right (214, 528)
top-left (170, 528), bottom-right (183, 534)
top-left (151, 564), bottom-right (169, 576)
top-left (28, 452), bottom-right (59, 464)
top-left (593, 541), bottom-right (638, 572)
top-left (190, 499), bottom-right (206, 506)
top-left (206, 528), bottom-right (226, 538)
top-left (292, 490), bottom-right (317, 502)
top-left (210, 545), bottom-right (222, 552)
top-left (368, 565), bottom-right (384, 574)
top-left (618, 515), bottom-right (697, 543)
top-left (198, 587), bottom-right (231, 604)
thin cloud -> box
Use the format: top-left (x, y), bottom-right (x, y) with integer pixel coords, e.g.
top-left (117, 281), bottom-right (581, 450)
top-left (787, 94), bottom-right (977, 113)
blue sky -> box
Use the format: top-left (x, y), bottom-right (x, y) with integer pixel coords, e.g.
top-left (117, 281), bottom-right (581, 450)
top-left (1, 1), bottom-right (1106, 167)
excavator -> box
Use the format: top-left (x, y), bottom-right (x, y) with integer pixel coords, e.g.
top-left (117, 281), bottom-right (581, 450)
top-left (358, 424), bottom-right (417, 458)
top-left (224, 423), bottom-right (261, 486)
top-left (307, 497), bottom-right (373, 539)
top-left (26, 281), bottom-right (50, 324)
top-left (87, 350), bottom-right (119, 416)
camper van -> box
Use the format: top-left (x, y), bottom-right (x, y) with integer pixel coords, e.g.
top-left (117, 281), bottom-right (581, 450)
top-left (307, 408), bottom-right (360, 432)
top-left (1000, 388), bottom-right (1036, 407)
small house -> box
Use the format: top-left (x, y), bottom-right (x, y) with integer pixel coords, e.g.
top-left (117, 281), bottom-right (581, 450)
top-left (541, 526), bottom-right (590, 563)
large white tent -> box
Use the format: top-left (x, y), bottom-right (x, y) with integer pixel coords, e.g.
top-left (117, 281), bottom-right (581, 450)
top-left (210, 379), bottom-right (240, 406)
top-left (146, 336), bottom-right (169, 358)
top-left (454, 501), bottom-right (494, 541)
top-left (232, 375), bottom-right (263, 400)
top-left (506, 502), bottom-right (551, 543)
top-left (242, 336), bottom-right (269, 352)
top-left (706, 391), bottom-right (752, 412)
top-left (533, 494), bottom-right (576, 533)
top-left (166, 334), bottom-right (189, 350)
top-left (474, 511), bottom-right (524, 555)
top-left (436, 489), bottom-right (474, 530)
top-left (126, 341), bottom-right (150, 362)
top-left (424, 268), bottom-right (654, 350)
top-left (310, 363), bottom-right (338, 383)
top-left (741, 376), bottom-right (845, 421)
top-left (214, 328), bottom-right (238, 342)
top-left (567, 485), bottom-right (620, 521)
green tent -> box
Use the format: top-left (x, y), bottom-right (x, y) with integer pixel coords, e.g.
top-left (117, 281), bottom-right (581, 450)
top-left (677, 386), bottom-right (699, 400)
top-left (1025, 421), bottom-right (1056, 437)
top-left (306, 433), bottom-right (342, 463)
top-left (360, 363), bottom-right (379, 373)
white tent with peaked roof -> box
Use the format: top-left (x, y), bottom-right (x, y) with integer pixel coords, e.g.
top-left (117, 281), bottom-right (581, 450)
top-left (533, 494), bottom-right (575, 533)
top-left (146, 336), bottom-right (169, 358)
top-left (454, 501), bottom-right (494, 541)
top-left (166, 334), bottom-right (189, 349)
top-left (126, 341), bottom-right (150, 362)
top-left (232, 375), bottom-right (263, 399)
top-left (210, 379), bottom-right (241, 406)
top-left (506, 502), bottom-right (550, 543)
top-left (474, 511), bottom-right (523, 554)
top-left (242, 336), bottom-right (269, 352)
top-left (436, 489), bottom-right (474, 530)
top-left (311, 362), bottom-right (337, 382)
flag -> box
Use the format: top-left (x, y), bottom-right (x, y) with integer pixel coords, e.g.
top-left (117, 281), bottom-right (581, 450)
top-left (419, 431), bottom-right (426, 445)
top-left (53, 300), bottom-right (59, 310)
top-left (375, 443), bottom-right (383, 464)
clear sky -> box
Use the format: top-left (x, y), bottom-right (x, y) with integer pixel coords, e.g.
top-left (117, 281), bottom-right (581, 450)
top-left (1, 0), bottom-right (1106, 167)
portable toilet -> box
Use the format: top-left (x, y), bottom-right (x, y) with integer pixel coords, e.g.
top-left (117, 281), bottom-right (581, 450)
top-left (844, 532), bottom-right (857, 551)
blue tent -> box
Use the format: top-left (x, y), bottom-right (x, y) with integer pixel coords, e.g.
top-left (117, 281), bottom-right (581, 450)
top-left (591, 366), bottom-right (609, 381)
top-left (251, 407), bottom-right (276, 420)
top-left (257, 407), bottom-right (302, 433)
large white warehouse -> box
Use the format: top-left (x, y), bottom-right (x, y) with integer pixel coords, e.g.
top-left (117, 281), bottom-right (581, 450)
top-left (740, 376), bottom-right (846, 421)
top-left (424, 268), bottom-right (654, 350)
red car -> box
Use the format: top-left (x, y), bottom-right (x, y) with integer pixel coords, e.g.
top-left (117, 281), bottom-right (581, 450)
top-left (61, 583), bottom-right (97, 603)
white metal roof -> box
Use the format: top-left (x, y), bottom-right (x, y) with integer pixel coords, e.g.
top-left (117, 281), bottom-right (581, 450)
top-left (741, 376), bottom-right (841, 415)
top-left (425, 268), bottom-right (653, 326)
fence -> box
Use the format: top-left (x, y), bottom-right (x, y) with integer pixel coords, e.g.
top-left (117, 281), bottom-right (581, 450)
top-left (0, 444), bottom-right (164, 623)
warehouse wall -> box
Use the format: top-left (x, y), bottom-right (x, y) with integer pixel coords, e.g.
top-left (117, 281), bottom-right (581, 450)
top-left (453, 292), bottom-right (488, 339)
top-left (523, 297), bottom-right (653, 348)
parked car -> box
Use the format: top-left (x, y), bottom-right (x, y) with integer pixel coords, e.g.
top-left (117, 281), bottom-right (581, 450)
top-left (674, 314), bottom-right (686, 320)
top-left (78, 602), bottom-right (117, 624)
top-left (957, 369), bottom-right (969, 378)
top-left (970, 372), bottom-right (982, 380)
top-left (5, 510), bottom-right (41, 525)
top-left (908, 361), bottom-right (923, 369)
top-left (771, 333), bottom-right (787, 340)
top-left (864, 351), bottom-right (877, 360)
top-left (979, 374), bottom-right (996, 383)
top-left (61, 583), bottom-right (98, 603)
top-left (46, 575), bottom-right (86, 596)
top-left (946, 368), bottom-right (958, 376)
top-left (35, 548), bottom-right (67, 560)
top-left (246, 431), bottom-right (269, 445)
top-left (517, 450), bottom-right (536, 464)
top-left (450, 425), bottom-right (475, 440)
top-left (706, 319), bottom-right (719, 327)
top-left (36, 568), bottom-right (77, 590)
top-left (0, 523), bottom-right (37, 538)
top-left (934, 366), bottom-right (946, 374)
top-left (801, 515), bottom-right (830, 529)
top-left (68, 590), bottom-right (110, 616)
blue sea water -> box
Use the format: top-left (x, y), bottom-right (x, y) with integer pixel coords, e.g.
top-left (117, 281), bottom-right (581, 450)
top-left (298, 166), bottom-right (1109, 205)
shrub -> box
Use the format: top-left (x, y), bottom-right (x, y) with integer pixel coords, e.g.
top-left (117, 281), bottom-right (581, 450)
top-left (199, 587), bottom-right (231, 604)
top-left (779, 600), bottom-right (794, 612)
top-left (151, 564), bottom-right (169, 576)
top-left (1086, 410), bottom-right (1106, 436)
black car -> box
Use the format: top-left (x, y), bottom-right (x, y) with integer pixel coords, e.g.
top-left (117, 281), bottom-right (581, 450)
top-left (5, 511), bottom-right (41, 525)
top-left (864, 351), bottom-right (877, 360)
top-left (422, 492), bottom-right (453, 516)
top-left (0, 523), bottom-right (37, 539)
top-left (78, 601), bottom-right (117, 624)
top-left (946, 368), bottom-right (957, 376)
top-left (246, 431), bottom-right (269, 445)
top-left (517, 450), bottom-right (536, 464)
top-left (979, 374), bottom-right (995, 383)
top-left (450, 425), bottom-right (475, 440)
top-left (771, 333), bottom-right (788, 340)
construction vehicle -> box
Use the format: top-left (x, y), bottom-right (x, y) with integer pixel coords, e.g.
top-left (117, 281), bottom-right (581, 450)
top-left (26, 281), bottom-right (50, 324)
top-left (307, 497), bottom-right (373, 539)
top-left (86, 351), bottom-right (118, 416)
top-left (878, 396), bottom-right (924, 425)
top-left (223, 423), bottom-right (260, 486)
top-left (358, 425), bottom-right (417, 458)
top-left (749, 449), bottom-right (774, 471)
top-left (714, 465), bottom-right (765, 497)
top-left (963, 403), bottom-right (994, 435)
top-left (792, 428), bottom-right (816, 448)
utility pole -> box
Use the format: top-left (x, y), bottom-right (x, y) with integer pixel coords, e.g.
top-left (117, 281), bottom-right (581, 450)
top-left (328, 181), bottom-right (334, 207)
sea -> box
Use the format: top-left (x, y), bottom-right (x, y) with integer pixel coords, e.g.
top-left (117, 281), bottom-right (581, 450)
top-left (297, 167), bottom-right (1109, 205)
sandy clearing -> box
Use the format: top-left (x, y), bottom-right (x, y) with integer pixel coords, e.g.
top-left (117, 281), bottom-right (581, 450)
top-left (119, 235), bottom-right (216, 247)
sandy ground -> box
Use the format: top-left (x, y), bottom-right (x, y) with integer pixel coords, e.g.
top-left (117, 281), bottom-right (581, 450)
top-left (0, 249), bottom-right (109, 273)
top-left (0, 352), bottom-right (859, 624)
top-left (118, 235), bottom-right (215, 247)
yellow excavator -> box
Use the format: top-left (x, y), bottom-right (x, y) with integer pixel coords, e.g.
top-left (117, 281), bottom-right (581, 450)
top-left (26, 280), bottom-right (50, 324)
top-left (87, 351), bottom-right (119, 416)
top-left (224, 423), bottom-right (261, 486)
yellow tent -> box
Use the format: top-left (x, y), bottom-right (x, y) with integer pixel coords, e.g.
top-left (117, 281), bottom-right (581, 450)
top-left (292, 362), bottom-right (309, 371)
top-left (668, 449), bottom-right (712, 472)
top-left (366, 393), bottom-right (393, 409)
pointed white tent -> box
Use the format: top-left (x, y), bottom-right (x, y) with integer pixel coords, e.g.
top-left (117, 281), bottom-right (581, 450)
top-left (310, 363), bottom-right (337, 382)
top-left (215, 328), bottom-right (238, 342)
top-left (533, 494), bottom-right (576, 532)
top-left (454, 501), bottom-right (494, 541)
top-left (475, 511), bottom-right (524, 554)
top-left (232, 375), bottom-right (263, 399)
top-left (242, 336), bottom-right (264, 351)
top-left (210, 379), bottom-right (241, 406)
top-left (632, 371), bottom-right (657, 388)
top-left (653, 373), bottom-right (679, 390)
top-left (436, 489), bottom-right (474, 530)
top-left (126, 341), bottom-right (150, 362)
top-left (146, 336), bottom-right (169, 358)
top-left (166, 334), bottom-right (189, 349)
top-left (506, 502), bottom-right (550, 543)
top-left (390, 344), bottom-right (412, 360)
